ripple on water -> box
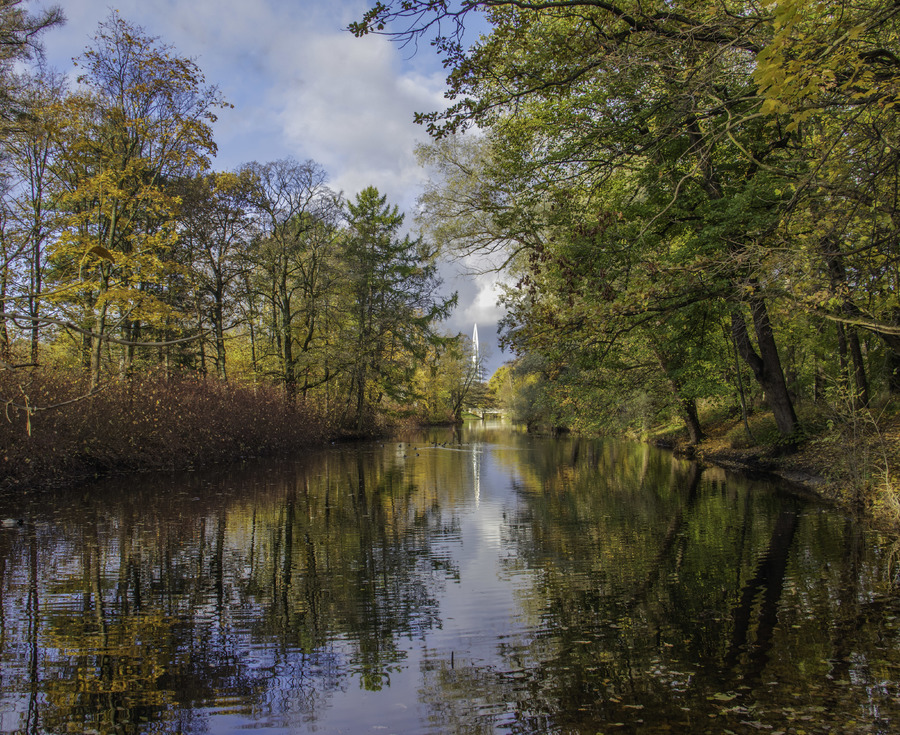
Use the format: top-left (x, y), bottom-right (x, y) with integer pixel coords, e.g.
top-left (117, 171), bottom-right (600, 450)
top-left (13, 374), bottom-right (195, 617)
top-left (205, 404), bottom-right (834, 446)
top-left (0, 431), bottom-right (899, 734)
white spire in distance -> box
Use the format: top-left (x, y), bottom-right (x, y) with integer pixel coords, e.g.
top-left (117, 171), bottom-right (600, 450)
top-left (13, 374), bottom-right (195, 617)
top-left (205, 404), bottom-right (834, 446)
top-left (472, 324), bottom-right (483, 382)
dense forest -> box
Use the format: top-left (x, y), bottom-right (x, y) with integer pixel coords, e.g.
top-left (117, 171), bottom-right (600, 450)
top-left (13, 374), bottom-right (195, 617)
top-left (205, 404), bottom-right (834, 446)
top-left (351, 0), bottom-right (900, 515)
top-left (0, 3), bottom-right (493, 487)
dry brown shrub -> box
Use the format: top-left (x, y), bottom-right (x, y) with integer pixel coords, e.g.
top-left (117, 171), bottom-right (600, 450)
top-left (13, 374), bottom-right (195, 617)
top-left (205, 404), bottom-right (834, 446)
top-left (1, 368), bottom-right (335, 490)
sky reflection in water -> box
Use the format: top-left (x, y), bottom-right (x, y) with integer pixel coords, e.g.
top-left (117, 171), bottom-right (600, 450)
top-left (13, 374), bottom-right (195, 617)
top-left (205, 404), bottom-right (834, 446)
top-left (0, 421), bottom-right (899, 734)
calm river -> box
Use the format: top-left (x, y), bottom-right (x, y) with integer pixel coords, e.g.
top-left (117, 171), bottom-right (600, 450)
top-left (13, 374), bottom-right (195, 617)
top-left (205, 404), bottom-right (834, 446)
top-left (1, 421), bottom-right (899, 734)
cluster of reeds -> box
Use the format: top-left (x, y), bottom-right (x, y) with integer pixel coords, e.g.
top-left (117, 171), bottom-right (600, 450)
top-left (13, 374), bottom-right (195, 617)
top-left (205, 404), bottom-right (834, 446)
top-left (1, 368), bottom-right (334, 490)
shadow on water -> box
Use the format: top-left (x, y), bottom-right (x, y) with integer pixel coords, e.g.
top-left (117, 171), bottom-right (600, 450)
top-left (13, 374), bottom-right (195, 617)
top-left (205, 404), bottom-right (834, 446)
top-left (0, 422), bottom-right (898, 733)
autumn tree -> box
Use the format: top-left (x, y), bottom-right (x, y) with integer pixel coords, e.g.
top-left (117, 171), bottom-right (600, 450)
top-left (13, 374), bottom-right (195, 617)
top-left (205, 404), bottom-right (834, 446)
top-left (244, 158), bottom-right (342, 398)
top-left (0, 70), bottom-right (67, 365)
top-left (0, 1), bottom-right (62, 362)
top-left (176, 170), bottom-right (257, 380)
top-left (417, 331), bottom-right (486, 422)
top-left (47, 13), bottom-right (226, 388)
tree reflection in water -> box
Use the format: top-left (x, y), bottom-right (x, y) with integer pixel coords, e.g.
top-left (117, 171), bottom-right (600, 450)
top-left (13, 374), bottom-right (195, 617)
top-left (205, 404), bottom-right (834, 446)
top-left (0, 424), bottom-right (897, 733)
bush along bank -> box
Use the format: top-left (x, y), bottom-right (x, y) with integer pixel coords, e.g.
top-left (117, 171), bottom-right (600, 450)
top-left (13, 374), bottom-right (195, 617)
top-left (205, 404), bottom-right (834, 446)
top-left (1, 369), bottom-right (348, 492)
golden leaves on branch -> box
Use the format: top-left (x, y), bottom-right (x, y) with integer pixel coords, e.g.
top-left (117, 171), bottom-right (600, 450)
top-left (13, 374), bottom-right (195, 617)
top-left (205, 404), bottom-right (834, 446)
top-left (754, 0), bottom-right (900, 130)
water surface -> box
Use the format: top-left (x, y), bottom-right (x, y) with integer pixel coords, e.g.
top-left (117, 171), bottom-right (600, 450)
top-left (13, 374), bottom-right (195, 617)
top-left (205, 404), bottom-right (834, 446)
top-left (1, 421), bottom-right (899, 733)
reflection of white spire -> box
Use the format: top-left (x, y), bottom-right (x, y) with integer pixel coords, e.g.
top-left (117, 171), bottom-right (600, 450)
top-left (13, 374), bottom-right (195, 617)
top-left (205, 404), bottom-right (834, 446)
top-left (473, 441), bottom-right (481, 508)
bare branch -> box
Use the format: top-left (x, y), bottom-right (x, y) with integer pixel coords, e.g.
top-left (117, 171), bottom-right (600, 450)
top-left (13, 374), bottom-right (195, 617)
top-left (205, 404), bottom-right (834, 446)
top-left (0, 311), bottom-right (218, 349)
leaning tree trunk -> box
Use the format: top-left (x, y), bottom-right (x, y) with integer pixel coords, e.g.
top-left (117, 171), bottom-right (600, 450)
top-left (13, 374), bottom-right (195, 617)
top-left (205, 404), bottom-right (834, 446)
top-left (731, 295), bottom-right (799, 439)
top-left (653, 346), bottom-right (704, 445)
top-left (680, 397), bottom-right (704, 446)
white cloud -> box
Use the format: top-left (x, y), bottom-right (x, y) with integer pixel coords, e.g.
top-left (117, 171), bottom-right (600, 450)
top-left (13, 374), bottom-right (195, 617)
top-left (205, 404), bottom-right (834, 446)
top-left (440, 261), bottom-right (510, 375)
top-left (460, 272), bottom-right (506, 326)
top-left (274, 32), bottom-right (446, 209)
top-left (49, 1), bottom-right (448, 209)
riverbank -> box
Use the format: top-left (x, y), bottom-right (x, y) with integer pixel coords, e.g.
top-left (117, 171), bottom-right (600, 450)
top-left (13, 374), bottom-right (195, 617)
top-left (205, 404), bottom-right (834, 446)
top-left (651, 407), bottom-right (900, 532)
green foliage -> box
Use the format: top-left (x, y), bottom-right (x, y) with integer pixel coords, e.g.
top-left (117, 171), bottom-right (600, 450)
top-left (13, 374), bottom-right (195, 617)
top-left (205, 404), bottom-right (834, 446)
top-left (343, 186), bottom-right (456, 430)
top-left (371, 0), bottom-right (900, 448)
top-left (0, 0), bottom-right (63, 125)
top-left (415, 331), bottom-right (485, 423)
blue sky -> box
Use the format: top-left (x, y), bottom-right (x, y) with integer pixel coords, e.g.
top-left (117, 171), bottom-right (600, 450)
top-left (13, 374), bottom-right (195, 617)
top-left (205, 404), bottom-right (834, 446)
top-left (36, 0), bottom-right (507, 374)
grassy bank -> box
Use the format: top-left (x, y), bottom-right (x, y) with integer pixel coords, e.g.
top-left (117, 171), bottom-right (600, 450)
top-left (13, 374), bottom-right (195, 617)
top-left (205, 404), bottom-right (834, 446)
top-left (650, 402), bottom-right (900, 532)
top-left (1, 369), bottom-right (347, 492)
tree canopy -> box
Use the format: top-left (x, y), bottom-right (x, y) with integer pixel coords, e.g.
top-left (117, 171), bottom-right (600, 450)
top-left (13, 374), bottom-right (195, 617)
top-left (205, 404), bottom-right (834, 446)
top-left (358, 0), bottom-right (900, 443)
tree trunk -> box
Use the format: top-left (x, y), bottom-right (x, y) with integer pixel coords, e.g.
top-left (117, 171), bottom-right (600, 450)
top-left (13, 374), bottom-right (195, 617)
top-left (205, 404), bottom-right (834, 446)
top-left (198, 328), bottom-right (207, 377)
top-left (836, 321), bottom-right (849, 377)
top-left (243, 273), bottom-right (258, 375)
top-left (814, 360), bottom-right (825, 403)
top-left (355, 360), bottom-right (368, 433)
top-left (90, 300), bottom-right (108, 391)
top-left (826, 247), bottom-right (891, 396)
top-left (121, 318), bottom-right (139, 378)
top-left (29, 244), bottom-right (41, 366)
top-left (731, 296), bottom-right (799, 439)
top-left (727, 324), bottom-right (755, 440)
top-left (848, 328), bottom-right (869, 409)
top-left (279, 269), bottom-right (295, 399)
top-left (888, 347), bottom-right (900, 394)
top-left (214, 299), bottom-right (227, 381)
top-left (653, 345), bottom-right (704, 445)
top-left (836, 322), bottom-right (870, 408)
top-left (0, 264), bottom-right (10, 361)
top-left (680, 397), bottom-right (704, 445)
top-left (281, 308), bottom-right (295, 398)
top-left (249, 318), bottom-right (257, 375)
top-left (81, 301), bottom-right (92, 371)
